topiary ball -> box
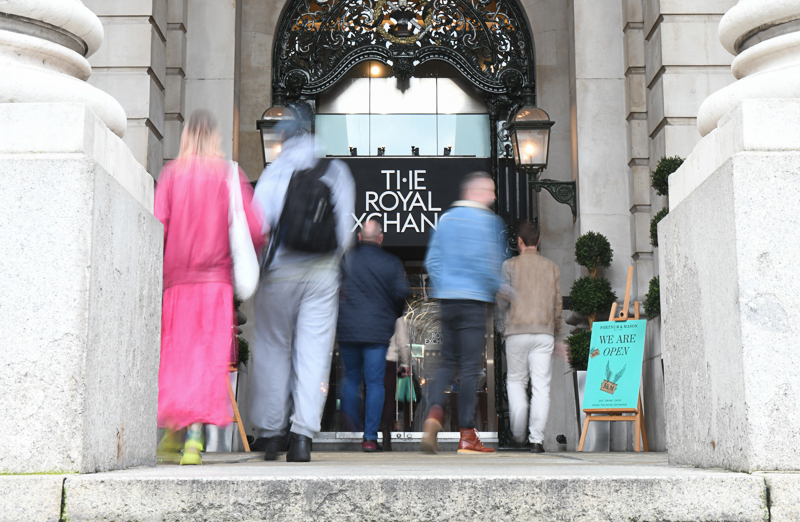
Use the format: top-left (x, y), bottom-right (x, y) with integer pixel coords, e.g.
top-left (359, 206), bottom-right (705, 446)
top-left (566, 329), bottom-right (592, 371)
top-left (569, 276), bottom-right (617, 316)
top-left (651, 156), bottom-right (684, 197)
top-left (650, 207), bottom-right (669, 247)
top-left (643, 275), bottom-right (661, 318)
top-left (574, 231), bottom-right (613, 272)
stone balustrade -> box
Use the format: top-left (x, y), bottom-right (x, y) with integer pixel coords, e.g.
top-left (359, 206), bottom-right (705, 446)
top-left (0, 0), bottom-right (127, 136)
top-left (698, 0), bottom-right (800, 135)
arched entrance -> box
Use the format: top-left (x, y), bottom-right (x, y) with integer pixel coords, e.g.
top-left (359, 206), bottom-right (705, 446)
top-left (272, 0), bottom-right (537, 168)
top-left (269, 0), bottom-right (540, 447)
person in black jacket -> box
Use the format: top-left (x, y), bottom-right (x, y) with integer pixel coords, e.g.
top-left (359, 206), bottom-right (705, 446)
top-left (337, 219), bottom-right (410, 452)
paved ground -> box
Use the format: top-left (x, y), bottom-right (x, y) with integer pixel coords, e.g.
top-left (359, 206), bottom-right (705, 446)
top-left (5, 451), bottom-right (799, 521)
top-left (151, 449), bottom-right (682, 477)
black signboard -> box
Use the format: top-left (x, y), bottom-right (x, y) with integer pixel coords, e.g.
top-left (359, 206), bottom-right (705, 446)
top-left (339, 157), bottom-right (491, 248)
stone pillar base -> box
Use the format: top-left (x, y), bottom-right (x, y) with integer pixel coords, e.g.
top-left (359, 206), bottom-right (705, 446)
top-left (0, 103), bottom-right (163, 473)
top-left (660, 99), bottom-right (800, 472)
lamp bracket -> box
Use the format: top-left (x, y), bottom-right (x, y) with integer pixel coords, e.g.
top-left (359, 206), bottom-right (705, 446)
top-left (529, 177), bottom-right (577, 221)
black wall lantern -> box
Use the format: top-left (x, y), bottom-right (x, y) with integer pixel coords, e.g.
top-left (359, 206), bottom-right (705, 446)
top-left (510, 107), bottom-right (553, 173)
top-left (257, 92), bottom-right (296, 167)
top-left (508, 87), bottom-right (577, 220)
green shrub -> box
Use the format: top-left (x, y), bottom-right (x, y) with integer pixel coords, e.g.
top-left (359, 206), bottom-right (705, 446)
top-left (566, 329), bottom-right (592, 371)
top-left (643, 276), bottom-right (660, 318)
top-left (237, 337), bottom-right (250, 366)
top-left (570, 276), bottom-right (617, 317)
top-left (574, 231), bottom-right (613, 275)
top-left (651, 156), bottom-right (684, 197)
top-left (650, 207), bottom-right (669, 247)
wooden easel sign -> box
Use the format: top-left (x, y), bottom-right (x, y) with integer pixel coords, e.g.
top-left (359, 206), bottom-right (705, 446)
top-left (582, 320), bottom-right (646, 411)
top-left (578, 265), bottom-right (649, 452)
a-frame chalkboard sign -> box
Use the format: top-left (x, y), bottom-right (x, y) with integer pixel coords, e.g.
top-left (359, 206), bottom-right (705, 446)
top-left (578, 266), bottom-right (649, 452)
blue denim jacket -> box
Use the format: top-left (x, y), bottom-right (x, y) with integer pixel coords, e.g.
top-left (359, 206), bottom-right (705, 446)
top-left (425, 201), bottom-right (507, 302)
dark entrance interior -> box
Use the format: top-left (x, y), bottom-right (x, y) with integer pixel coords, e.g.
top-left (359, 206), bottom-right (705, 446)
top-left (271, 0), bottom-right (539, 446)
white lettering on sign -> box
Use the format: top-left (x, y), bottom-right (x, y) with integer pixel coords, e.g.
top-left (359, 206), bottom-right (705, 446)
top-left (414, 170), bottom-right (426, 190)
top-left (379, 191), bottom-right (399, 211)
top-left (351, 168), bottom-right (443, 234)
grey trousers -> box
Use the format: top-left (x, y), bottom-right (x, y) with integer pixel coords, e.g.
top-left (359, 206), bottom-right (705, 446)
top-left (248, 262), bottom-right (339, 439)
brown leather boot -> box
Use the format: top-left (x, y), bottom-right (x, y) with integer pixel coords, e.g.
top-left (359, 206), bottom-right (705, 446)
top-left (457, 428), bottom-right (495, 454)
top-left (421, 405), bottom-right (444, 454)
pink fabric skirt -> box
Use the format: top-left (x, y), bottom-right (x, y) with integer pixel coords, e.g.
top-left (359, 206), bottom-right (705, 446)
top-left (157, 282), bottom-right (234, 429)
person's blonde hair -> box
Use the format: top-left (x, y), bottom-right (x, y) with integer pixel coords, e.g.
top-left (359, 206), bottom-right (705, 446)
top-left (178, 110), bottom-right (224, 158)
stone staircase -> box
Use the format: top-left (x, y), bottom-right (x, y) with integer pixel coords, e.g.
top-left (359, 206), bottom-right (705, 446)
top-left (5, 451), bottom-right (798, 521)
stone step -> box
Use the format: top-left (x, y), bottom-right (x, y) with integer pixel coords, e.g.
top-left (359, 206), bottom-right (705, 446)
top-left (5, 452), bottom-right (798, 521)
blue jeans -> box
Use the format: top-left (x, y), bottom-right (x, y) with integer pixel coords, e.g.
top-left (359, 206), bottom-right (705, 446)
top-left (428, 299), bottom-right (487, 429)
top-left (339, 343), bottom-right (389, 441)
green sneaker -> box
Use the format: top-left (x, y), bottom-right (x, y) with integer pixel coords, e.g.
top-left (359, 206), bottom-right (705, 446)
top-left (179, 440), bottom-right (202, 465)
top-left (157, 429), bottom-right (182, 464)
top-left (180, 426), bottom-right (204, 466)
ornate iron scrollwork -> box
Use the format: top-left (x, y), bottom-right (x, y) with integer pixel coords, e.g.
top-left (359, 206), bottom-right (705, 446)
top-left (273, 0), bottom-right (536, 99)
top-left (530, 178), bottom-right (577, 221)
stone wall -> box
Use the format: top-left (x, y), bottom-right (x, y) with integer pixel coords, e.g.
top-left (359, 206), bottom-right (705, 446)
top-left (623, 1), bottom-right (653, 300)
top-left (165, 0), bottom-right (188, 163)
top-left (184, 0), bottom-right (237, 160)
top-left (660, 105), bottom-right (800, 471)
top-left (519, 0), bottom-right (576, 297)
top-left (84, 0), bottom-right (236, 175)
top-left (615, 0), bottom-right (738, 452)
top-left (85, 0), bottom-right (168, 178)
top-left (0, 104), bottom-right (163, 473)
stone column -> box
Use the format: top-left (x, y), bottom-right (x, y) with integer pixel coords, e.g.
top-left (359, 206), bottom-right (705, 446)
top-left (185, 0), bottom-right (237, 159)
top-left (0, 0), bottom-right (163, 473)
top-left (660, 0), bottom-right (800, 472)
top-left (237, 0), bottom-right (276, 180)
top-left (568, 0), bottom-right (632, 292)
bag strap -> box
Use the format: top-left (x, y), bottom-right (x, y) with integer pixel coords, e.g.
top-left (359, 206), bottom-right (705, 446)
top-left (228, 161), bottom-right (240, 225)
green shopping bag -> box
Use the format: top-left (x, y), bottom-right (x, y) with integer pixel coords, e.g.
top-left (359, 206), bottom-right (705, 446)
top-left (396, 376), bottom-right (417, 403)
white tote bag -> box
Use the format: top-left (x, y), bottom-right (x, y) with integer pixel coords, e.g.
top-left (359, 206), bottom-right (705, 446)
top-left (228, 161), bottom-right (260, 300)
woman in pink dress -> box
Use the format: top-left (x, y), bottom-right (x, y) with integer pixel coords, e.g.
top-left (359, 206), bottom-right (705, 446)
top-left (154, 110), bottom-right (264, 464)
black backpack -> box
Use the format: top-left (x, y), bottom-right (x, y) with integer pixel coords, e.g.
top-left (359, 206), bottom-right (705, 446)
top-left (265, 159), bottom-right (337, 265)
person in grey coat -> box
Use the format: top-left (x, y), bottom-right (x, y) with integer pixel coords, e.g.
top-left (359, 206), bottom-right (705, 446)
top-left (249, 122), bottom-right (355, 462)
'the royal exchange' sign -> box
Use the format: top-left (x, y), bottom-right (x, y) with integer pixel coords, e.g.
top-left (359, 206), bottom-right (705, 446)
top-left (340, 157), bottom-right (491, 247)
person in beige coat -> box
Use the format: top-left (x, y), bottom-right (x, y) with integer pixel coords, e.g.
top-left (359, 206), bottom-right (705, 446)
top-left (497, 221), bottom-right (564, 453)
top-left (381, 317), bottom-right (412, 450)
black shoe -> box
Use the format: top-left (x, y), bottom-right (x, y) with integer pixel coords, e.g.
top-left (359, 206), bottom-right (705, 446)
top-left (508, 439), bottom-right (530, 450)
top-left (530, 442), bottom-right (545, 454)
top-left (262, 435), bottom-right (287, 461)
top-left (251, 437), bottom-right (268, 452)
top-left (286, 433), bottom-right (312, 462)
top-left (382, 431), bottom-right (392, 452)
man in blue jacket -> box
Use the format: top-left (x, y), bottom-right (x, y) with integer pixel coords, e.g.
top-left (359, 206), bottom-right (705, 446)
top-left (337, 219), bottom-right (410, 451)
top-left (422, 171), bottom-right (506, 454)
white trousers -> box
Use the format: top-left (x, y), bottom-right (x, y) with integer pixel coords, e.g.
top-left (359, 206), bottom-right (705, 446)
top-left (505, 333), bottom-right (554, 444)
